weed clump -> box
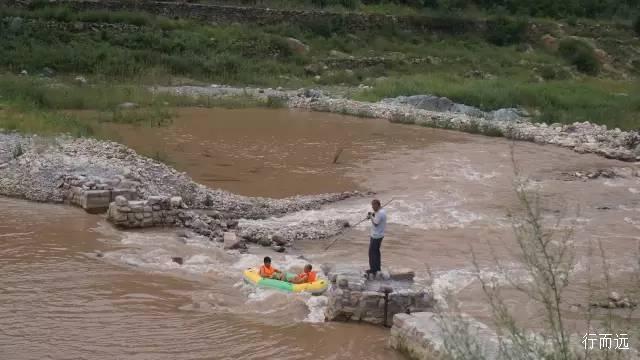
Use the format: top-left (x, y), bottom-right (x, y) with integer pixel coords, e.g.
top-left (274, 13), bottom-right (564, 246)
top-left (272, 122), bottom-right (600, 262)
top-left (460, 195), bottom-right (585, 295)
top-left (558, 38), bottom-right (601, 75)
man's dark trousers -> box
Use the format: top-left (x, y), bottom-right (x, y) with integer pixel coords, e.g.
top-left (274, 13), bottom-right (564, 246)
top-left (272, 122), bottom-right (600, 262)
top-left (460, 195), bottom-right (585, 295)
top-left (369, 236), bottom-right (384, 273)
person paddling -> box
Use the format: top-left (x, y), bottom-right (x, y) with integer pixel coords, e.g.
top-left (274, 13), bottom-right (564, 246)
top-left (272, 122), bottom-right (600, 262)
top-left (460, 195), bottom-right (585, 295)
top-left (366, 199), bottom-right (387, 278)
top-left (259, 256), bottom-right (285, 280)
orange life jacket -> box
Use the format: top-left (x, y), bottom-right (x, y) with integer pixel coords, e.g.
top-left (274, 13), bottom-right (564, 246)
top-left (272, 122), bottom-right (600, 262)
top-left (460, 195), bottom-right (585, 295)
top-left (307, 271), bottom-right (317, 282)
top-left (297, 271), bottom-right (317, 283)
top-left (260, 265), bottom-right (277, 277)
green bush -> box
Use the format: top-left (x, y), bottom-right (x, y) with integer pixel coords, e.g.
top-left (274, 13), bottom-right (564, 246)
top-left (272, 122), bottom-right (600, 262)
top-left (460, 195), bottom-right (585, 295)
top-left (634, 15), bottom-right (640, 36)
top-left (558, 38), bottom-right (600, 75)
top-left (538, 65), bottom-right (572, 80)
top-left (485, 16), bottom-right (527, 46)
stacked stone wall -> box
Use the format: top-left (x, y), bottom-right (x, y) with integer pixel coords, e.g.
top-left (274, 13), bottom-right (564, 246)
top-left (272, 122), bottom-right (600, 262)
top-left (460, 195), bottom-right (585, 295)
top-left (61, 174), bottom-right (138, 213)
top-left (107, 195), bottom-right (185, 228)
top-left (324, 267), bottom-right (434, 326)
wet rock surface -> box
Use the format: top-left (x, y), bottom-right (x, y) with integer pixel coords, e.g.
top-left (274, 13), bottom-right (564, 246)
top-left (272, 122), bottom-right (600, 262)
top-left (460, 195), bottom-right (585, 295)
top-left (590, 291), bottom-right (638, 309)
top-left (238, 218), bottom-right (350, 246)
top-left (323, 265), bottom-right (434, 326)
top-left (390, 312), bottom-right (500, 360)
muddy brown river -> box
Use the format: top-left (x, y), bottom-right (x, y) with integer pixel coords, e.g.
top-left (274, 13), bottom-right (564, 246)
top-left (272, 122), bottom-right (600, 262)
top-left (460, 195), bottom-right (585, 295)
top-left (2, 108), bottom-right (639, 359)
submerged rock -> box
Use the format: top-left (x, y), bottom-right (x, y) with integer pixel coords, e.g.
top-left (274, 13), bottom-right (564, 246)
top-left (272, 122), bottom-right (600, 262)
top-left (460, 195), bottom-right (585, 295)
top-left (223, 232), bottom-right (244, 250)
top-left (271, 234), bottom-right (287, 246)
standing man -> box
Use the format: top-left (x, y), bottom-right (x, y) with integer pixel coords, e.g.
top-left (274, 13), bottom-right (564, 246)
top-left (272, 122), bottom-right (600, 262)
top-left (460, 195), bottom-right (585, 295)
top-left (366, 199), bottom-right (387, 277)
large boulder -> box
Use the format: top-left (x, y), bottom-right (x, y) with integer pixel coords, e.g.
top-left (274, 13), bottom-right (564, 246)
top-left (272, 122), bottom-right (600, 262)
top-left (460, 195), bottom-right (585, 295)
top-left (271, 234), bottom-right (287, 246)
top-left (329, 49), bottom-right (352, 59)
top-left (285, 37), bottom-right (309, 55)
top-left (487, 108), bottom-right (528, 122)
top-left (390, 312), bottom-right (500, 360)
top-left (541, 34), bottom-right (558, 51)
top-left (384, 95), bottom-right (455, 112)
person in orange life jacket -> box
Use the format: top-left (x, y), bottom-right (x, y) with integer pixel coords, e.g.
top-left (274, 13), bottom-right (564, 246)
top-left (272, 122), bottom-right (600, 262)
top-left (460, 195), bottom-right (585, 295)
top-left (291, 264), bottom-right (317, 284)
top-left (259, 256), bottom-right (286, 280)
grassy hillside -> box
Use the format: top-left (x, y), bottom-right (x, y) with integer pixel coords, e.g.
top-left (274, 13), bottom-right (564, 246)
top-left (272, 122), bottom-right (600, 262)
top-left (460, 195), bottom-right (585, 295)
top-left (0, 2), bottom-right (639, 135)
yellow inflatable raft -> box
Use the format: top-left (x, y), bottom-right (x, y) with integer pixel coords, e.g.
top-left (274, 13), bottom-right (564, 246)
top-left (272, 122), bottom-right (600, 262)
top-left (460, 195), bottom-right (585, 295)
top-left (243, 268), bottom-right (329, 295)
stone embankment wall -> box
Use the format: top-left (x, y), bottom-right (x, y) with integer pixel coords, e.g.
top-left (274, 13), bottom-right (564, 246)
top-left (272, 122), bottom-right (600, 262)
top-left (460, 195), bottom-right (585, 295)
top-left (107, 194), bottom-right (244, 245)
top-left (4, 0), bottom-right (482, 34)
top-left (61, 174), bottom-right (138, 213)
top-left (107, 195), bottom-right (185, 228)
top-left (107, 194), bottom-right (238, 236)
top-left (324, 267), bottom-right (434, 326)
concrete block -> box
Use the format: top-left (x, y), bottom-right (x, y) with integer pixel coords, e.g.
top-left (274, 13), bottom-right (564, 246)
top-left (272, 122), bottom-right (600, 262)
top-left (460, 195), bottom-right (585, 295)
top-left (81, 190), bottom-right (111, 213)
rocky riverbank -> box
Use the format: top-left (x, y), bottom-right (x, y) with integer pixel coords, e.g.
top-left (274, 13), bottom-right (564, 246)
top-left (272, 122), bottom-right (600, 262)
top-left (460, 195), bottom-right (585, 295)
top-left (154, 85), bottom-right (640, 162)
top-left (0, 132), bottom-right (361, 246)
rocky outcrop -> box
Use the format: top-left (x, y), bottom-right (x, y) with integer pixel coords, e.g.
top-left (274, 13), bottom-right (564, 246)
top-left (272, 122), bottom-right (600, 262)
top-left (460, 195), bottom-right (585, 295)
top-left (390, 312), bottom-right (640, 360)
top-left (381, 94), bottom-right (532, 121)
top-left (590, 291), bottom-right (638, 309)
top-left (323, 266), bottom-right (434, 326)
top-left (238, 218), bottom-right (350, 247)
top-left (389, 312), bottom-right (501, 360)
